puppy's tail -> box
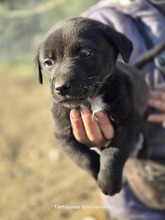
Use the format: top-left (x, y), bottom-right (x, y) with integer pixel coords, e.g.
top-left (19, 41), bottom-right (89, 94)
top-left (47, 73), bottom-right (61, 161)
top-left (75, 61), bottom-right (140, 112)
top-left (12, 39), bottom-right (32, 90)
top-left (133, 41), bottom-right (165, 70)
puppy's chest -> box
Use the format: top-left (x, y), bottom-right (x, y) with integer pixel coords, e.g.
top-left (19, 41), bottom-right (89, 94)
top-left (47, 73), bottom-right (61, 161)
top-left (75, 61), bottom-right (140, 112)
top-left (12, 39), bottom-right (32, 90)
top-left (87, 96), bottom-right (107, 115)
top-left (88, 96), bottom-right (120, 126)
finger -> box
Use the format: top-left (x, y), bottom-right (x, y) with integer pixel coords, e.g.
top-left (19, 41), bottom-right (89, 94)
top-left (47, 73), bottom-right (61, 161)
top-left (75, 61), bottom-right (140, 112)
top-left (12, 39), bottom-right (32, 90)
top-left (154, 83), bottom-right (165, 91)
top-left (70, 109), bottom-right (90, 145)
top-left (80, 107), bottom-right (104, 145)
top-left (94, 111), bottom-right (114, 140)
top-left (149, 90), bottom-right (165, 101)
top-left (148, 113), bottom-right (165, 123)
top-left (148, 98), bottom-right (165, 112)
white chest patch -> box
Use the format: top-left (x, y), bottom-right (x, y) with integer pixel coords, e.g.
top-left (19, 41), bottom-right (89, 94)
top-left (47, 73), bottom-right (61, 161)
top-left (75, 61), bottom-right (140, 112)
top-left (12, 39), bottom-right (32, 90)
top-left (87, 96), bottom-right (107, 115)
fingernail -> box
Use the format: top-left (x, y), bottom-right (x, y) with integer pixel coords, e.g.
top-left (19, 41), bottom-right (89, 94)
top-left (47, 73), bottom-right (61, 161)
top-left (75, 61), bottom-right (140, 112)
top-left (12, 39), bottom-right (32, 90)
top-left (80, 106), bottom-right (91, 115)
top-left (147, 115), bottom-right (153, 122)
top-left (162, 121), bottom-right (165, 128)
top-left (94, 111), bottom-right (104, 119)
top-left (70, 109), bottom-right (80, 120)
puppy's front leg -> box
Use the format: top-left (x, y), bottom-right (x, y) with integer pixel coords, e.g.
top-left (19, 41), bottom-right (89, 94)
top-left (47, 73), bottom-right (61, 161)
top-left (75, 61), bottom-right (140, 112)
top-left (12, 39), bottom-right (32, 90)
top-left (58, 135), bottom-right (100, 179)
top-left (97, 123), bottom-right (139, 196)
top-left (51, 104), bottom-right (100, 179)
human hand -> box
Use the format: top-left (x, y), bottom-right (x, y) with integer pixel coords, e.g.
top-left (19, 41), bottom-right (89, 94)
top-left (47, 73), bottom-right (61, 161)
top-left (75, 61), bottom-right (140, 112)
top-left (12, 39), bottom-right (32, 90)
top-left (148, 83), bottom-right (165, 127)
top-left (70, 107), bottom-right (114, 147)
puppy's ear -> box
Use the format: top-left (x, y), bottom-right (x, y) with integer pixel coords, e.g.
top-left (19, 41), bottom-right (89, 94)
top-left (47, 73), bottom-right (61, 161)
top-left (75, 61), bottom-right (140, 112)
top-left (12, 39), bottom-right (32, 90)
top-left (34, 53), bottom-right (43, 84)
top-left (103, 26), bottom-right (133, 63)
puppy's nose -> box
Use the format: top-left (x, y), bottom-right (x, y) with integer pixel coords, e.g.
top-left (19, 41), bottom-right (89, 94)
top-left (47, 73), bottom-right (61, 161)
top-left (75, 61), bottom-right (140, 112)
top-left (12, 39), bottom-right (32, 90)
top-left (55, 81), bottom-right (71, 96)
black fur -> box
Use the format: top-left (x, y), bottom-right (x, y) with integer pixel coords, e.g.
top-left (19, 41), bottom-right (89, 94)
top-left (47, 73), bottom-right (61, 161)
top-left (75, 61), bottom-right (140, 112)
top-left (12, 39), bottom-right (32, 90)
top-left (34, 17), bottom-right (149, 196)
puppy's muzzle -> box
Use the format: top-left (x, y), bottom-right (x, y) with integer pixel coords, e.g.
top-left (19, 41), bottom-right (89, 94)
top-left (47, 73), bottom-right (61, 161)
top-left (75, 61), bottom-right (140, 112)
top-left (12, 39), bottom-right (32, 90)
top-left (55, 81), bottom-right (71, 96)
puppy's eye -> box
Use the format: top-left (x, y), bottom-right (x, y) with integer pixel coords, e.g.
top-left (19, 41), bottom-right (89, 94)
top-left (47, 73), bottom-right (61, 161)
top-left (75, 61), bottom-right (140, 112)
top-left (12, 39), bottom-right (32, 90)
top-left (80, 50), bottom-right (92, 58)
top-left (44, 60), bottom-right (53, 67)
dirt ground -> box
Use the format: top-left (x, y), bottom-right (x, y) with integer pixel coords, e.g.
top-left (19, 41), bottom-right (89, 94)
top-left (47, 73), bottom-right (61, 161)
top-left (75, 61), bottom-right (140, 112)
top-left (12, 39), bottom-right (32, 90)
top-left (0, 65), bottom-right (108, 220)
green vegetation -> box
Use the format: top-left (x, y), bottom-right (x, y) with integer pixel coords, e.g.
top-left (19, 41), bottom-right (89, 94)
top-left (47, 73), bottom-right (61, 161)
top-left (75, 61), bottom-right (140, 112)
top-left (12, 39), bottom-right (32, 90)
top-left (0, 0), bottom-right (99, 68)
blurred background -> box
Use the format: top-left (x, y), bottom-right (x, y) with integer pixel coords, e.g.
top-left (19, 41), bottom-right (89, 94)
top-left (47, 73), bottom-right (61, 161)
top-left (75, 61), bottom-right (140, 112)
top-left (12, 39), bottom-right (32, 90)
top-left (0, 0), bottom-right (109, 220)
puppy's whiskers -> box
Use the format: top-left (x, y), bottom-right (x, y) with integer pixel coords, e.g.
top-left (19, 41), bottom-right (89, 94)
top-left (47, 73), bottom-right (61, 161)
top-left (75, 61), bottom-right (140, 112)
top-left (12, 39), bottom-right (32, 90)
top-left (79, 84), bottom-right (93, 90)
top-left (95, 74), bottom-right (112, 85)
top-left (87, 76), bottom-right (98, 80)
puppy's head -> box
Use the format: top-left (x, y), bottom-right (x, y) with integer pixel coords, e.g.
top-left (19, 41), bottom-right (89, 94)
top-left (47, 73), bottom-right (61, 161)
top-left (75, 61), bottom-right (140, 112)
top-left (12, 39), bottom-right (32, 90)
top-left (34, 17), bottom-right (133, 108)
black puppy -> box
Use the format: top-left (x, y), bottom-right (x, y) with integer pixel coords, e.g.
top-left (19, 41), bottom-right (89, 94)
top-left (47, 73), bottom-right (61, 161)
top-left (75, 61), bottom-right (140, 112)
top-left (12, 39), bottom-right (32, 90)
top-left (34, 17), bottom-right (149, 196)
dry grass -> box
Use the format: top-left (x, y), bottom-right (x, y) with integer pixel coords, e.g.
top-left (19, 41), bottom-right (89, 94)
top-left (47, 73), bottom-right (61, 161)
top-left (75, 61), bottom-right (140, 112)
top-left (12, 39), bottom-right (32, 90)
top-left (0, 65), bottom-right (107, 220)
